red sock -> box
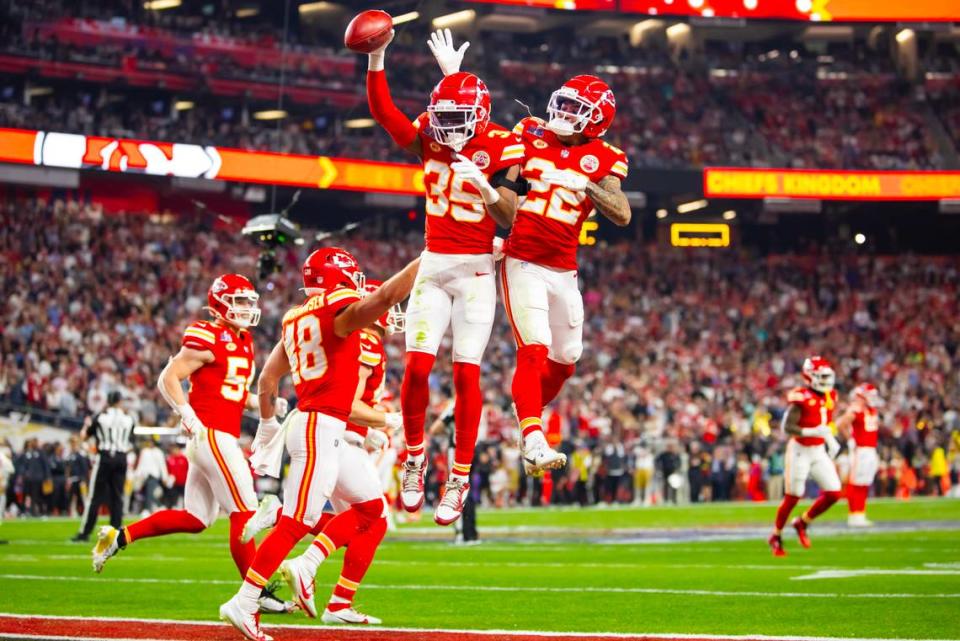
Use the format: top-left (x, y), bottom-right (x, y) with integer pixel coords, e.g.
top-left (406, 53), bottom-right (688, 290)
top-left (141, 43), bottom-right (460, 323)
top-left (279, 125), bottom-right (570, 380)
top-left (401, 351), bottom-right (435, 458)
top-left (774, 495), bottom-right (800, 531)
top-left (309, 512), bottom-right (335, 536)
top-left (229, 511), bottom-right (257, 578)
top-left (804, 491), bottom-right (841, 522)
top-left (848, 485), bottom-right (868, 513)
top-left (244, 516), bottom-right (310, 590)
top-left (541, 358), bottom-right (575, 408)
top-left (124, 509), bottom-right (205, 545)
top-left (512, 345), bottom-right (548, 439)
top-left (452, 362), bottom-right (482, 477)
top-left (327, 516), bottom-right (387, 611)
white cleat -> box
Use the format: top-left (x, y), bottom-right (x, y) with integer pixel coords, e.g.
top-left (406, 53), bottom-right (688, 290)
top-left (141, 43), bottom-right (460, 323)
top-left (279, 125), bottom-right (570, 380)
top-left (400, 458), bottom-right (427, 512)
top-left (92, 526), bottom-right (120, 573)
top-left (220, 595), bottom-right (272, 641)
top-left (434, 477), bottom-right (469, 526)
top-left (847, 514), bottom-right (874, 528)
top-left (520, 431), bottom-right (567, 476)
top-left (242, 494), bottom-right (281, 543)
top-left (321, 607), bottom-right (382, 625)
top-left (280, 557), bottom-right (317, 618)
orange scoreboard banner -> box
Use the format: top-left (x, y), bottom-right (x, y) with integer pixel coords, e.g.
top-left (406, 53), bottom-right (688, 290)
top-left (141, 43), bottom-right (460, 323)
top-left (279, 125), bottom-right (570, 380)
top-left (704, 167), bottom-right (960, 201)
top-left (0, 128), bottom-right (424, 196)
top-left (619, 0), bottom-right (958, 21)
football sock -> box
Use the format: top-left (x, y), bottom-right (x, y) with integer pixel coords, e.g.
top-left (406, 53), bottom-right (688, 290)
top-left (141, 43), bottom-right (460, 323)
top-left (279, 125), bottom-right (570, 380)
top-left (123, 509), bottom-right (205, 546)
top-left (541, 358), bottom-right (575, 408)
top-left (327, 516), bottom-right (387, 612)
top-left (242, 516), bottom-right (309, 610)
top-left (229, 511), bottom-right (257, 577)
top-left (774, 495), bottom-right (800, 533)
top-left (452, 362), bottom-right (482, 475)
top-left (401, 351), bottom-right (434, 459)
top-left (803, 491), bottom-right (841, 522)
top-left (513, 345), bottom-right (548, 440)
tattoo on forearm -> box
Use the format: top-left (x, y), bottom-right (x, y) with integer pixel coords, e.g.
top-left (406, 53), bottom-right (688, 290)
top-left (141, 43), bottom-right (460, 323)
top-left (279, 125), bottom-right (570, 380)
top-left (585, 176), bottom-right (630, 224)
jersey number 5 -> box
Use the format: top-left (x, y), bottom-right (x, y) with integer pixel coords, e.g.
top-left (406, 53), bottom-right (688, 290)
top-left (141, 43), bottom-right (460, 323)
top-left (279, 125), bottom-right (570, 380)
top-left (221, 357), bottom-right (253, 402)
top-left (283, 314), bottom-right (327, 384)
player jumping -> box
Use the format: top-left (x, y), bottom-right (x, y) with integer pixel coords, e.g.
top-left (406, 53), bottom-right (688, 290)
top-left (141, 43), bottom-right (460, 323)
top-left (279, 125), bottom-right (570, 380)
top-left (365, 29), bottom-right (526, 525)
top-left (837, 383), bottom-right (883, 527)
top-left (220, 248), bottom-right (419, 641)
top-left (769, 356), bottom-right (843, 557)
top-left (428, 29), bottom-right (632, 475)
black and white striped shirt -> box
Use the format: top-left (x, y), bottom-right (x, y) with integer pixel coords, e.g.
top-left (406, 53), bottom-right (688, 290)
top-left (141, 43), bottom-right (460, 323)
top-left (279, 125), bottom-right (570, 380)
top-left (90, 407), bottom-right (136, 455)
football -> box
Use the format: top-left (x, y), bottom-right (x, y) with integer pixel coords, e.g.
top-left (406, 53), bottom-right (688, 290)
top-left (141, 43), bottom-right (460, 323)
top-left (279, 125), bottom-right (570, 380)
top-left (344, 10), bottom-right (393, 54)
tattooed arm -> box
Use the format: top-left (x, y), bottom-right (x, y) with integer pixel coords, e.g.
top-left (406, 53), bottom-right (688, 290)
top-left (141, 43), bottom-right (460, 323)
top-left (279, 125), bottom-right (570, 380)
top-left (585, 175), bottom-right (631, 227)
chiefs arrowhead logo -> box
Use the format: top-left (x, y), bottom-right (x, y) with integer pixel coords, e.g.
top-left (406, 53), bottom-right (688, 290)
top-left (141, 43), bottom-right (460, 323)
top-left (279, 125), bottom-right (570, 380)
top-left (471, 150), bottom-right (491, 169)
top-left (580, 154), bottom-right (600, 173)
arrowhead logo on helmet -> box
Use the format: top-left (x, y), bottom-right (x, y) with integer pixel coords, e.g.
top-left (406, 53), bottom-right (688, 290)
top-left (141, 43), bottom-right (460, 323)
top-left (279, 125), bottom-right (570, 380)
top-left (207, 274), bottom-right (261, 329)
top-left (302, 247), bottom-right (365, 293)
top-left (427, 72), bottom-right (491, 152)
top-left (546, 75), bottom-right (617, 139)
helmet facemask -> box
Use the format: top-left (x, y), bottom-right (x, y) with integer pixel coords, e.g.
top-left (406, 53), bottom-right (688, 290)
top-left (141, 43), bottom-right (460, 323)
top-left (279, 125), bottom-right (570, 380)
top-left (546, 89), bottom-right (601, 137)
top-left (428, 99), bottom-right (484, 152)
top-left (384, 303), bottom-right (406, 335)
top-left (809, 368), bottom-right (835, 393)
top-left (215, 290), bottom-right (261, 328)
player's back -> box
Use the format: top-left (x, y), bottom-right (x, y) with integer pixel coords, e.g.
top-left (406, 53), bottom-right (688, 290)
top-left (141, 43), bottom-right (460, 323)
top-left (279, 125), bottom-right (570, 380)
top-left (281, 287), bottom-right (362, 422)
top-left (852, 407), bottom-right (880, 447)
top-left (181, 320), bottom-right (255, 438)
top-left (346, 329), bottom-right (387, 439)
top-left (505, 116), bottom-right (629, 271)
top-left (414, 114), bottom-right (525, 255)
top-left (786, 386), bottom-right (837, 446)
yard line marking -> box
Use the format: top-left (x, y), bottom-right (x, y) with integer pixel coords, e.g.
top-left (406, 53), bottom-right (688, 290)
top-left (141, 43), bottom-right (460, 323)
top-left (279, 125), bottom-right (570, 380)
top-left (0, 574), bottom-right (957, 599)
top-left (793, 569), bottom-right (960, 581)
top-left (1, 613), bottom-right (959, 641)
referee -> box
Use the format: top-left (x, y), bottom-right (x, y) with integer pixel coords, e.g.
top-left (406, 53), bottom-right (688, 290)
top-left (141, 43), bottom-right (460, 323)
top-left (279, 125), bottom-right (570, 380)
top-left (72, 392), bottom-right (135, 543)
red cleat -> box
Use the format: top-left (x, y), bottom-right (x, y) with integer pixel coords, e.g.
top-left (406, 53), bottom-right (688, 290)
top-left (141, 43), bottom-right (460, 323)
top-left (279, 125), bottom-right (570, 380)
top-left (768, 533), bottom-right (787, 557)
top-left (793, 517), bottom-right (811, 548)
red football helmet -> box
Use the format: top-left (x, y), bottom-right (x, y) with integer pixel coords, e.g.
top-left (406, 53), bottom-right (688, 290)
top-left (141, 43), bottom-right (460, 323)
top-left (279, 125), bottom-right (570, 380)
top-left (852, 383), bottom-right (884, 408)
top-left (302, 247), bottom-right (364, 292)
top-left (546, 75), bottom-right (616, 138)
top-left (427, 72), bottom-right (491, 151)
top-left (360, 280), bottom-right (405, 334)
top-left (207, 274), bottom-right (260, 328)
top-left (801, 356), bottom-right (836, 393)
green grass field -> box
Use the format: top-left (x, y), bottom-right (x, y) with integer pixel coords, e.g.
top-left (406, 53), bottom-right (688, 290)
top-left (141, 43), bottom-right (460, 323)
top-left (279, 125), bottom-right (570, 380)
top-left (1, 498), bottom-right (959, 639)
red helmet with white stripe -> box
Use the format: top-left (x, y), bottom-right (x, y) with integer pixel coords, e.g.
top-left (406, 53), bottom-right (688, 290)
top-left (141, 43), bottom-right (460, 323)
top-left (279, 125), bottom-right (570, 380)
top-left (302, 247), bottom-right (364, 293)
top-left (207, 274), bottom-right (260, 328)
top-left (427, 72), bottom-right (491, 151)
top-left (546, 75), bottom-right (616, 139)
top-left (852, 383), bottom-right (884, 408)
top-left (360, 279), bottom-right (405, 334)
top-left (801, 356), bottom-right (835, 393)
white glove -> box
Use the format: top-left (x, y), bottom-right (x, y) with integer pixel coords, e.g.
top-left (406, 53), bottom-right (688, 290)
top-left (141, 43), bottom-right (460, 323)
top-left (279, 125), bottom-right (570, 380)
top-left (368, 29), bottom-right (395, 72)
top-left (384, 411), bottom-right (403, 435)
top-left (825, 434), bottom-right (841, 459)
top-left (800, 425), bottom-right (833, 439)
top-left (452, 154), bottom-right (500, 205)
top-left (541, 168), bottom-right (589, 192)
top-left (252, 416), bottom-right (281, 454)
top-left (364, 428), bottom-right (388, 452)
top-left (274, 397), bottom-right (289, 419)
top-left (428, 28), bottom-right (469, 77)
top-left (492, 236), bottom-right (505, 262)
top-left (176, 403), bottom-right (205, 437)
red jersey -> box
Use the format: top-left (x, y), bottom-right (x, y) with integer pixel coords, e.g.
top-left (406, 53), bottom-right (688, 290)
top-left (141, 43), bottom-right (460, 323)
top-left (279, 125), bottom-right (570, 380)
top-left (505, 116), bottom-right (629, 271)
top-left (414, 113), bottom-right (525, 255)
top-left (345, 329), bottom-right (387, 439)
top-left (181, 320), bottom-right (255, 438)
top-left (852, 407), bottom-right (880, 448)
top-left (786, 386), bottom-right (838, 446)
top-left (281, 286), bottom-right (362, 422)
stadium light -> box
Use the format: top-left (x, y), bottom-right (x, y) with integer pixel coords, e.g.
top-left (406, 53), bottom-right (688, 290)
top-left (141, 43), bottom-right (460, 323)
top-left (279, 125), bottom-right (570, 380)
top-left (432, 10), bottom-right (475, 29)
top-left (174, 100), bottom-right (194, 111)
top-left (722, 210), bottom-right (736, 220)
top-left (393, 11), bottom-right (420, 25)
top-left (895, 29), bottom-right (915, 44)
top-left (666, 23), bottom-right (690, 39)
top-left (742, 0), bottom-right (758, 9)
top-left (253, 109), bottom-right (288, 121)
top-left (854, 233), bottom-right (866, 245)
top-left (656, 209), bottom-right (668, 219)
top-left (344, 118), bottom-right (376, 129)
top-left (299, 2), bottom-right (338, 15)
top-left (677, 199), bottom-right (708, 214)
top-left (235, 7), bottom-right (259, 18)
top-left (143, 0), bottom-right (181, 10)
top-left (25, 87), bottom-right (53, 98)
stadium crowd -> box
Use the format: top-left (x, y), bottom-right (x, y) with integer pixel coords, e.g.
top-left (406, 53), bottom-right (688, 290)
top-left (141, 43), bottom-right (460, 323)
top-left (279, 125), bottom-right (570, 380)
top-left (1, 196), bottom-right (959, 518)
top-left (1, 0), bottom-right (957, 168)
